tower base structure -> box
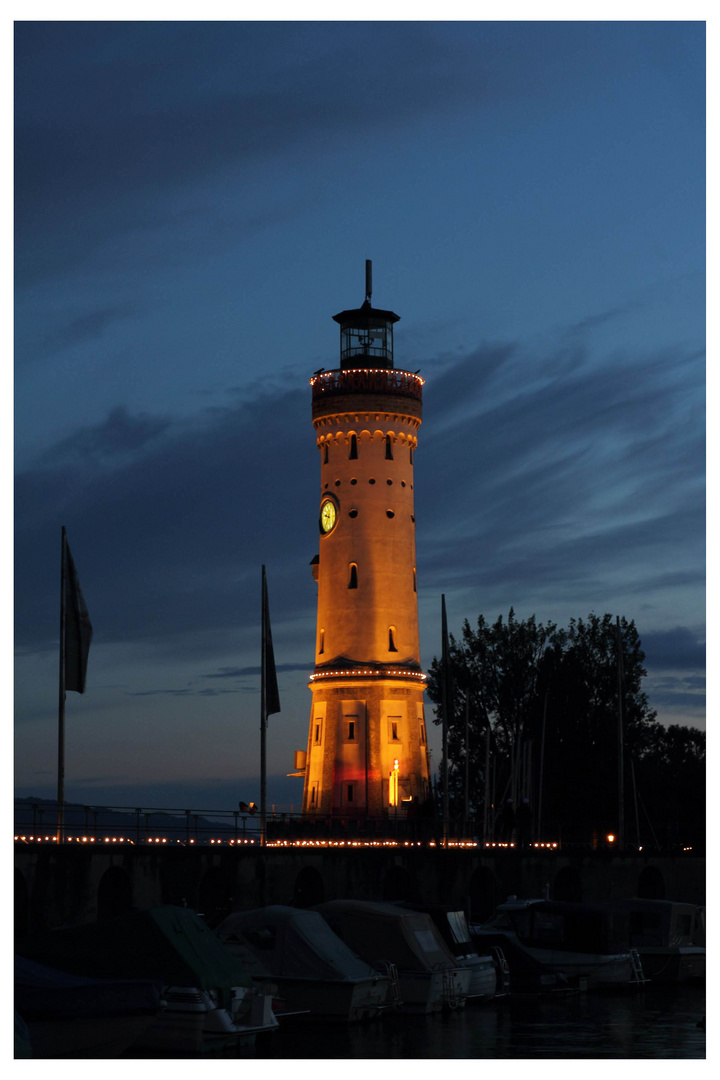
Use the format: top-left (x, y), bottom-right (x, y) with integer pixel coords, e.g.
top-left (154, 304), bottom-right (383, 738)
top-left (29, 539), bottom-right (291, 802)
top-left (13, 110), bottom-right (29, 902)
top-left (301, 670), bottom-right (431, 819)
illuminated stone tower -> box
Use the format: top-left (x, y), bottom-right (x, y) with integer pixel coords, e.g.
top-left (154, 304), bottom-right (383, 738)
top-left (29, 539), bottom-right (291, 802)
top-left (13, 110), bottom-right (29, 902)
top-left (298, 263), bottom-right (431, 819)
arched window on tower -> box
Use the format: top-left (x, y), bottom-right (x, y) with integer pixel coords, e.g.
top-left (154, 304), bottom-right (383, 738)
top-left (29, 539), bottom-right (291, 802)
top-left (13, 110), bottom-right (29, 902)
top-left (413, 567), bottom-right (417, 592)
top-left (388, 626), bottom-right (398, 652)
top-left (385, 435), bottom-right (393, 460)
top-left (348, 563), bottom-right (358, 589)
top-left (349, 434), bottom-right (358, 460)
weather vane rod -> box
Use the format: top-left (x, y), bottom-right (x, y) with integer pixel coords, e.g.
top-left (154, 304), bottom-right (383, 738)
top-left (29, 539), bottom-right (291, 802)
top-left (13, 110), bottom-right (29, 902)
top-left (365, 259), bottom-right (372, 303)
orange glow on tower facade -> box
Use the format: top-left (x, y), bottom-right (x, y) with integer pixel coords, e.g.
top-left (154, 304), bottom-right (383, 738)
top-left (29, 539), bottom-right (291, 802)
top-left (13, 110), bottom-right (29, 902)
top-left (297, 265), bottom-right (432, 818)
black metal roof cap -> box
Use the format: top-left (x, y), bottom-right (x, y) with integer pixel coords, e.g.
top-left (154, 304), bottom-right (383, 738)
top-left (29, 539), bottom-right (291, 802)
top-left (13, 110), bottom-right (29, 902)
top-left (332, 298), bottom-right (401, 325)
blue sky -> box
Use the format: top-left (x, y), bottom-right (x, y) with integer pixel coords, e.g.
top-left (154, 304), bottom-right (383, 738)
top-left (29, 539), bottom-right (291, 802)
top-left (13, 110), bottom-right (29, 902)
top-left (14, 17), bottom-right (705, 812)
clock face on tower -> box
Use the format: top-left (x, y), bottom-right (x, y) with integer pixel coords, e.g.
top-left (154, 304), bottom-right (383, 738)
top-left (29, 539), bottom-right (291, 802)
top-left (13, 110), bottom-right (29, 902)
top-left (320, 498), bottom-right (337, 535)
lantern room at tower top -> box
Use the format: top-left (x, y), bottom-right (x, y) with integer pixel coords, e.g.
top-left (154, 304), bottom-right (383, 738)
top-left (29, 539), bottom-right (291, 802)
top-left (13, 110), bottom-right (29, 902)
top-left (296, 263), bottom-right (432, 821)
top-left (332, 258), bottom-right (400, 369)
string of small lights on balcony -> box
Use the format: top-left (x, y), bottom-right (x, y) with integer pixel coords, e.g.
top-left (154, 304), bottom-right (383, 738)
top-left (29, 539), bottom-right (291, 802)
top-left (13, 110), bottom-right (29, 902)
top-left (309, 369), bottom-right (425, 387)
top-left (309, 668), bottom-right (427, 682)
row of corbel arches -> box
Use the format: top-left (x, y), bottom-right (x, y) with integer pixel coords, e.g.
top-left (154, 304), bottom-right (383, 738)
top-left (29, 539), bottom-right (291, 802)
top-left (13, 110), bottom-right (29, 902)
top-left (319, 429), bottom-right (416, 464)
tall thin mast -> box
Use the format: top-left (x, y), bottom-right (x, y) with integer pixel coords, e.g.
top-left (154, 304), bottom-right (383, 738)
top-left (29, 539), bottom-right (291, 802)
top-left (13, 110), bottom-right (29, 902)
top-left (441, 594), bottom-right (450, 845)
top-left (260, 566), bottom-right (268, 847)
top-left (464, 697), bottom-right (470, 835)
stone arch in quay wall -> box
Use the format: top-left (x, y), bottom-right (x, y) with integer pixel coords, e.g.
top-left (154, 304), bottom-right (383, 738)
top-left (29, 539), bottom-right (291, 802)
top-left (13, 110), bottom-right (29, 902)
top-left (292, 865), bottom-right (326, 908)
top-left (552, 864), bottom-right (583, 902)
top-left (97, 865), bottom-right (133, 921)
top-left (468, 866), bottom-right (498, 922)
top-left (636, 864), bottom-right (665, 900)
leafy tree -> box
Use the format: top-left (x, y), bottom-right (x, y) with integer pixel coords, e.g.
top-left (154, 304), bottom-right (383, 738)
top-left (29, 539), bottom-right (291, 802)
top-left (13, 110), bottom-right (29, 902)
top-left (633, 723), bottom-right (706, 849)
top-left (426, 610), bottom-right (680, 844)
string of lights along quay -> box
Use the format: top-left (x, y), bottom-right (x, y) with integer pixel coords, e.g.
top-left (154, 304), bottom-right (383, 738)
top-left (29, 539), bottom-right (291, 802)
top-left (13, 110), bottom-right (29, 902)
top-left (293, 262), bottom-right (432, 822)
top-left (13, 832), bottom-right (561, 850)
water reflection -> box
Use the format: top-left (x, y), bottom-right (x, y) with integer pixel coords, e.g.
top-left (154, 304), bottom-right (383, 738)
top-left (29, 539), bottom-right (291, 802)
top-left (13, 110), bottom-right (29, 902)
top-left (258, 985), bottom-right (705, 1060)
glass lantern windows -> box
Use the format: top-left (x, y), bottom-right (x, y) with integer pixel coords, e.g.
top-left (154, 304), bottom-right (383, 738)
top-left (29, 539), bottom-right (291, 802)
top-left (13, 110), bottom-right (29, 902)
top-left (340, 319), bottom-right (393, 366)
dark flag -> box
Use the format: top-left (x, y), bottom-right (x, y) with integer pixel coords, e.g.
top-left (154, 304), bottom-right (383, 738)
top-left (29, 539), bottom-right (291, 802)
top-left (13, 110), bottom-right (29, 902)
top-left (62, 529), bottom-right (93, 693)
top-left (261, 565), bottom-right (280, 719)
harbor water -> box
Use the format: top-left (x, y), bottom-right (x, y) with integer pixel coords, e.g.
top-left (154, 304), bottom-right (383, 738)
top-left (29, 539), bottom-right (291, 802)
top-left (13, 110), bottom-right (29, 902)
top-left (255, 984), bottom-right (706, 1060)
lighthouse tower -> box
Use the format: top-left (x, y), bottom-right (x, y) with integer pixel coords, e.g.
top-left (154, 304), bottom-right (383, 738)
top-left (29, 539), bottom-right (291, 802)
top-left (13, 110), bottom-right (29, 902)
top-left (298, 263), bottom-right (431, 820)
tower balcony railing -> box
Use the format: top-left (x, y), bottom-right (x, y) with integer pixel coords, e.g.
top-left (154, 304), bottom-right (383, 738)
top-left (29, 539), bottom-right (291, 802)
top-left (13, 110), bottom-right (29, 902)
top-left (310, 367), bottom-right (424, 403)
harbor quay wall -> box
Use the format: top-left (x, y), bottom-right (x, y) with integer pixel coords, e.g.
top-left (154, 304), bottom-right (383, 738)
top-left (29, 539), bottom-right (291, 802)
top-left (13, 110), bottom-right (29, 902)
top-left (15, 846), bottom-right (705, 939)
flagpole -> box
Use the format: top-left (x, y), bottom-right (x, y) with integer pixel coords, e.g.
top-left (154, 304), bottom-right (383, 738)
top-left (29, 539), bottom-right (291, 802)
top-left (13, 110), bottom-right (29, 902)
top-left (260, 566), bottom-right (268, 848)
top-left (57, 526), bottom-right (67, 843)
top-left (441, 594), bottom-right (449, 847)
top-left (616, 615), bottom-right (625, 849)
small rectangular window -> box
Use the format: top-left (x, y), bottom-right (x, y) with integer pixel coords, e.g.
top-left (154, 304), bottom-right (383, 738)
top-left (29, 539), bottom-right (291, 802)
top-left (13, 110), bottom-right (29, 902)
top-left (347, 784), bottom-right (354, 803)
top-left (420, 723), bottom-right (426, 744)
top-left (349, 434), bottom-right (358, 459)
top-left (390, 721), bottom-right (400, 741)
top-left (347, 720), bottom-right (356, 741)
top-left (310, 784), bottom-right (317, 806)
top-left (314, 721), bottom-right (322, 744)
top-left (349, 563), bottom-right (358, 589)
top-left (385, 435), bottom-right (393, 460)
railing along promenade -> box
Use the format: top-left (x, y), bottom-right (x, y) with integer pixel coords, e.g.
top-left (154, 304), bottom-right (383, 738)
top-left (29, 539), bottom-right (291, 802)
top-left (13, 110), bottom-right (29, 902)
top-left (14, 800), bottom-right (698, 854)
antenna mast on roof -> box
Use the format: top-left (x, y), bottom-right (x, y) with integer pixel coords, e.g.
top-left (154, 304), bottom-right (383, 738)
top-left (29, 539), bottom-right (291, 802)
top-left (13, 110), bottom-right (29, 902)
top-left (365, 259), bottom-right (372, 304)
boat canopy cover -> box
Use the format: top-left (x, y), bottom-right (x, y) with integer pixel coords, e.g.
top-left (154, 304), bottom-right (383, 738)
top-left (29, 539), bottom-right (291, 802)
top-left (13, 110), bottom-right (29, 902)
top-left (482, 900), bottom-right (627, 955)
top-left (217, 905), bottom-right (380, 982)
top-left (316, 900), bottom-right (458, 971)
top-left (398, 901), bottom-right (476, 952)
top-left (16, 906), bottom-right (253, 991)
top-left (607, 899), bottom-right (699, 947)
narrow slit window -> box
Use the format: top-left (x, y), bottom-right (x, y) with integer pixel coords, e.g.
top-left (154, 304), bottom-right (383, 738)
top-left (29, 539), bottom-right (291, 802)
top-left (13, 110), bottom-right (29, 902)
top-left (409, 447), bottom-right (414, 464)
top-left (420, 723), bottom-right (426, 744)
top-left (385, 435), bottom-right (393, 460)
top-left (413, 567), bottom-right (417, 592)
top-left (323, 444), bottom-right (329, 464)
top-left (347, 720), bottom-right (356, 741)
top-left (349, 434), bottom-right (358, 459)
top-left (318, 629), bottom-right (325, 655)
top-left (314, 721), bottom-right (322, 744)
top-left (310, 784), bottom-right (317, 806)
top-left (391, 721), bottom-right (399, 741)
top-left (348, 563), bottom-right (358, 589)
top-left (347, 784), bottom-right (354, 803)
top-left (389, 626), bottom-right (398, 652)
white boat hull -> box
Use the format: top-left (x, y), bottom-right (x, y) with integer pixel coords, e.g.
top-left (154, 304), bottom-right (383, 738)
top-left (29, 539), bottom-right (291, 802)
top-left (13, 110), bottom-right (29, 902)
top-left (460, 955), bottom-right (498, 1001)
top-left (132, 985), bottom-right (278, 1055)
top-left (270, 975), bottom-right (389, 1022)
top-left (397, 966), bottom-right (472, 1013)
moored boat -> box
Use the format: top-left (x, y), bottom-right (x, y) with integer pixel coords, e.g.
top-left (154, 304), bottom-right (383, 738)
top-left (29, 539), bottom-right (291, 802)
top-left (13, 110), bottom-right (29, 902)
top-left (606, 899), bottom-right (705, 983)
top-left (17, 905), bottom-right (278, 1055)
top-left (316, 899), bottom-right (472, 1012)
top-left (398, 901), bottom-right (502, 1001)
top-left (470, 898), bottom-right (641, 991)
top-left (217, 905), bottom-right (393, 1022)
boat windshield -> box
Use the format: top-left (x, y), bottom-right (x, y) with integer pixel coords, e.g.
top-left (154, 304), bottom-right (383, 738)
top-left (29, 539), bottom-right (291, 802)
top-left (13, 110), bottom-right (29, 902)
top-left (446, 911), bottom-right (472, 947)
